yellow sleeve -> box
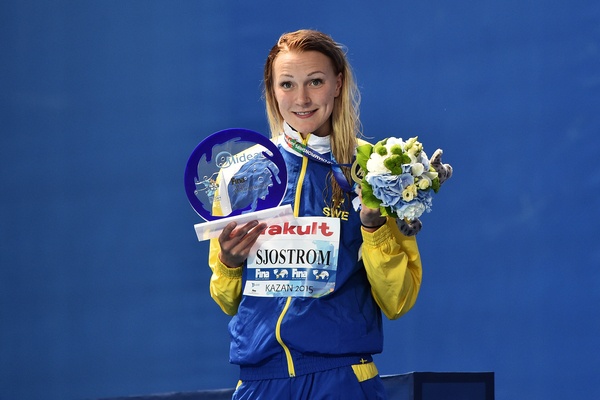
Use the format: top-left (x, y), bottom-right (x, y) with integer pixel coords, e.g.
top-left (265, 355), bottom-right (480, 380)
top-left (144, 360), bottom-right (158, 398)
top-left (361, 218), bottom-right (423, 320)
top-left (206, 171), bottom-right (243, 316)
top-left (208, 237), bottom-right (243, 316)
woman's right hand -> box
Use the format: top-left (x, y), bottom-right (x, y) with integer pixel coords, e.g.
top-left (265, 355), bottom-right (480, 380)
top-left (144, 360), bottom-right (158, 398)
top-left (218, 220), bottom-right (267, 268)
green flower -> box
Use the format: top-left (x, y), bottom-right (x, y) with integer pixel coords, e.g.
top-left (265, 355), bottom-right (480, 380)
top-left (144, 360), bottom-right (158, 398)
top-left (374, 141), bottom-right (388, 156)
top-left (389, 144), bottom-right (403, 155)
top-left (383, 154), bottom-right (404, 175)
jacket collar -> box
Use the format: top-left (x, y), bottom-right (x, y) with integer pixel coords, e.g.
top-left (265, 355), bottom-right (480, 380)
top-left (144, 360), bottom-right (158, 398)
top-left (278, 122), bottom-right (331, 157)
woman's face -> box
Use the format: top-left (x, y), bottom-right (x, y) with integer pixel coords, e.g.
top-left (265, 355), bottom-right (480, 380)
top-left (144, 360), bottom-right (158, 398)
top-left (272, 50), bottom-right (342, 138)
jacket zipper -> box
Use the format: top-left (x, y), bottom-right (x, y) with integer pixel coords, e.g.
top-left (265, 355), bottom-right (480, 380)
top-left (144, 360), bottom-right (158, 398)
top-left (274, 133), bottom-right (311, 378)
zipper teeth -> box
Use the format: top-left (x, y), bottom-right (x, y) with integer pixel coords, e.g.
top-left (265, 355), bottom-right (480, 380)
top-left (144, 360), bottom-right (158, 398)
top-left (275, 134), bottom-right (310, 378)
top-left (293, 135), bottom-right (310, 216)
top-left (294, 154), bottom-right (308, 217)
top-left (275, 297), bottom-right (295, 377)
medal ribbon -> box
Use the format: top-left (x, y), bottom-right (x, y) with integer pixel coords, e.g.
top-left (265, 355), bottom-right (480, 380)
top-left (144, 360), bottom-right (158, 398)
top-left (284, 133), bottom-right (354, 193)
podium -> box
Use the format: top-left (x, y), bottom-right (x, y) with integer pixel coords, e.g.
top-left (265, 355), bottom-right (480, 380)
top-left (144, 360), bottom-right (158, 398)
top-left (99, 372), bottom-right (494, 400)
top-left (383, 372), bottom-right (494, 400)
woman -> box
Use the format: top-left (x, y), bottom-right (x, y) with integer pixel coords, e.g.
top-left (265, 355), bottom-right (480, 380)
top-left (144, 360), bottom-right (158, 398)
top-left (208, 29), bottom-right (423, 400)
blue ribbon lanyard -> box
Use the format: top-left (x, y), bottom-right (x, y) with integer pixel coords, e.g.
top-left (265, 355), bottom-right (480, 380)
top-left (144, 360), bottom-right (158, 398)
top-left (284, 133), bottom-right (354, 193)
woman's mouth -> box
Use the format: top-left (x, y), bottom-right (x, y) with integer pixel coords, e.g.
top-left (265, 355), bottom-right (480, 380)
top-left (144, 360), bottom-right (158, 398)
top-left (294, 110), bottom-right (316, 117)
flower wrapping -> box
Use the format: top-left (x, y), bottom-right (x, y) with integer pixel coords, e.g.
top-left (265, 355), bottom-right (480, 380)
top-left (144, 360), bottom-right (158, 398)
top-left (353, 137), bottom-right (441, 220)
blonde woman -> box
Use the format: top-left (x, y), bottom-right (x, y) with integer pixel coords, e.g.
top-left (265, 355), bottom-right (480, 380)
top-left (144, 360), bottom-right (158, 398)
top-left (209, 30), bottom-right (423, 400)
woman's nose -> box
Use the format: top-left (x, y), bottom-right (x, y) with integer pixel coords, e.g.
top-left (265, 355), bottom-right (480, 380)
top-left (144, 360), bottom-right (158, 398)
top-left (295, 86), bottom-right (310, 106)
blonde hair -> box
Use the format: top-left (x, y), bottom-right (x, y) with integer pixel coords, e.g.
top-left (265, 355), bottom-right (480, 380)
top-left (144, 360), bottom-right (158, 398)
top-left (263, 29), bottom-right (361, 205)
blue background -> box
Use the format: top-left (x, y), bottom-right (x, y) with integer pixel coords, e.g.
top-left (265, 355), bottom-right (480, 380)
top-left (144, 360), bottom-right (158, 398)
top-left (1, 1), bottom-right (599, 399)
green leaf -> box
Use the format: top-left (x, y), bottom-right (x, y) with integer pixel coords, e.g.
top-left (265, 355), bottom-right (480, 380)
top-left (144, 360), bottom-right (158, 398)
top-left (431, 177), bottom-right (441, 193)
top-left (382, 205), bottom-right (398, 219)
top-left (356, 144), bottom-right (373, 171)
top-left (360, 180), bottom-right (381, 209)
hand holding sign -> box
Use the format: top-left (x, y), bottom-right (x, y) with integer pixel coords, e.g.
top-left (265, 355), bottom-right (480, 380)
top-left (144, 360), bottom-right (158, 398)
top-left (218, 220), bottom-right (268, 268)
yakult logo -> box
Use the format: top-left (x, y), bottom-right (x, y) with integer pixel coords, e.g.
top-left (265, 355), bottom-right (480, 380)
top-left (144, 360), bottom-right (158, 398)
top-left (261, 221), bottom-right (334, 237)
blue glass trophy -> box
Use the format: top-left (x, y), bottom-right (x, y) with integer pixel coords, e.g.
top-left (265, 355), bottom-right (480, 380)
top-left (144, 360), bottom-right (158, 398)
top-left (184, 128), bottom-right (294, 241)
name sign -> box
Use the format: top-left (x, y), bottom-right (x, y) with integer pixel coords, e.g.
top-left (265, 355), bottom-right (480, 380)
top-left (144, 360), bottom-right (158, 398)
top-left (244, 217), bottom-right (340, 298)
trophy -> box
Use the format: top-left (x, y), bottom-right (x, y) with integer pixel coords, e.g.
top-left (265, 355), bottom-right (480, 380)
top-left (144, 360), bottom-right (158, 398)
top-left (184, 128), bottom-right (294, 241)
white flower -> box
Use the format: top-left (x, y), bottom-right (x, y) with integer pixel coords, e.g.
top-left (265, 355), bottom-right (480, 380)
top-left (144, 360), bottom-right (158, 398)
top-left (406, 152), bottom-right (418, 164)
top-left (366, 152), bottom-right (390, 175)
top-left (419, 151), bottom-right (430, 169)
top-left (404, 137), bottom-right (423, 157)
top-left (385, 137), bottom-right (405, 149)
top-left (399, 203), bottom-right (427, 220)
top-left (411, 162), bottom-right (425, 177)
top-left (417, 178), bottom-right (430, 190)
top-left (424, 170), bottom-right (438, 181)
top-left (401, 184), bottom-right (418, 201)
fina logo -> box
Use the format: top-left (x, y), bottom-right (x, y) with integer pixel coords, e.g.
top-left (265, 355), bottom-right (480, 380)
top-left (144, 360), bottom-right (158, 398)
top-left (215, 151), bottom-right (262, 168)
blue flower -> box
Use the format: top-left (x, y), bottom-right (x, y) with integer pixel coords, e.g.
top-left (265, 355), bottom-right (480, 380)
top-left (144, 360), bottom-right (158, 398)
top-left (366, 174), bottom-right (404, 208)
top-left (398, 172), bottom-right (414, 188)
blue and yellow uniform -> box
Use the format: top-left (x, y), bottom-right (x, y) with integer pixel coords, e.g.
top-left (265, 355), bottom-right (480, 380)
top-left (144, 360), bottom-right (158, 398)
top-left (208, 126), bottom-right (422, 399)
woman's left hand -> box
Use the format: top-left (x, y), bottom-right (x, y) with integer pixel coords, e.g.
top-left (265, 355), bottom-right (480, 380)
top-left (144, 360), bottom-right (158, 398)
top-left (357, 186), bottom-right (422, 235)
top-left (360, 205), bottom-right (387, 229)
top-left (357, 188), bottom-right (387, 231)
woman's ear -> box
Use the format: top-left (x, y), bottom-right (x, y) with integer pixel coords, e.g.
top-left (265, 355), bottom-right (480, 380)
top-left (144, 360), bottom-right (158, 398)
top-left (335, 72), bottom-right (343, 97)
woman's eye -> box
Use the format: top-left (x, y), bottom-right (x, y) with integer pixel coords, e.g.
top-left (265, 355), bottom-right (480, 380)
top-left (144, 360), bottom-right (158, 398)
top-left (310, 79), bottom-right (323, 86)
top-left (280, 81), bottom-right (292, 89)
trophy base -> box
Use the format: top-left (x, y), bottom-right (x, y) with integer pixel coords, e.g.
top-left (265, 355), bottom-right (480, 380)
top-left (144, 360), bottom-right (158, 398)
top-left (194, 204), bottom-right (295, 241)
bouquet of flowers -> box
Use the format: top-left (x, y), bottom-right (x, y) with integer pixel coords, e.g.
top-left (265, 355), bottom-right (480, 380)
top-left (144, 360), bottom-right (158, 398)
top-left (354, 137), bottom-right (445, 221)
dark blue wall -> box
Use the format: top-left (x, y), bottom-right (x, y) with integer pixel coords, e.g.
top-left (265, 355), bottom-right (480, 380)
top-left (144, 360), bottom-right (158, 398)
top-left (1, 1), bottom-right (599, 399)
